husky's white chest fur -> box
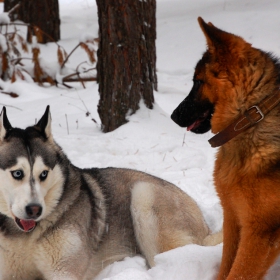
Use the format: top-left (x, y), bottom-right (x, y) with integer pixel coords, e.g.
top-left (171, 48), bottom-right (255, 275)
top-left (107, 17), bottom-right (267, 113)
top-left (0, 226), bottom-right (83, 280)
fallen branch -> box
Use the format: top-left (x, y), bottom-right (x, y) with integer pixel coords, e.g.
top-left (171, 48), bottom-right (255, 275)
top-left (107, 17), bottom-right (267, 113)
top-left (63, 76), bottom-right (96, 83)
top-left (0, 103), bottom-right (22, 110)
top-left (0, 91), bottom-right (19, 98)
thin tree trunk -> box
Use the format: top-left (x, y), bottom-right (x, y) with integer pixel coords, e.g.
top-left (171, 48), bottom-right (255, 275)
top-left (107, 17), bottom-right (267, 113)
top-left (4, 0), bottom-right (60, 43)
top-left (96, 0), bottom-right (157, 133)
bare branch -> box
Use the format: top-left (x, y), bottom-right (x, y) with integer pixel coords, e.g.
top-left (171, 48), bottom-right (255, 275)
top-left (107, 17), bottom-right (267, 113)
top-left (60, 43), bottom-right (81, 69)
top-left (8, 3), bottom-right (20, 16)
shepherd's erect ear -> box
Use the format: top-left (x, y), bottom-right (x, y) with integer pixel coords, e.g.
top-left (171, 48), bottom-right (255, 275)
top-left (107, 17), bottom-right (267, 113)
top-left (0, 107), bottom-right (12, 141)
top-left (198, 17), bottom-right (230, 52)
top-left (35, 105), bottom-right (52, 139)
top-left (197, 17), bottom-right (248, 54)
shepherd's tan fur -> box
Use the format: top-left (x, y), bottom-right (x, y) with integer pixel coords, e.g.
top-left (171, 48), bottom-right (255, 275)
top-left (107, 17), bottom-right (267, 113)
top-left (171, 17), bottom-right (280, 280)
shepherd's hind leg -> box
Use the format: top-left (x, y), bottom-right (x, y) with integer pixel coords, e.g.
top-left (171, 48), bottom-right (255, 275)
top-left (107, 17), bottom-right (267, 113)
top-left (130, 182), bottom-right (159, 267)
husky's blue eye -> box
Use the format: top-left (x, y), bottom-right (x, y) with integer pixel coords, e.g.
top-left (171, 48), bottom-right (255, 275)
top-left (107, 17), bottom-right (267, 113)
top-left (11, 170), bottom-right (24, 180)
top-left (39, 170), bottom-right (48, 181)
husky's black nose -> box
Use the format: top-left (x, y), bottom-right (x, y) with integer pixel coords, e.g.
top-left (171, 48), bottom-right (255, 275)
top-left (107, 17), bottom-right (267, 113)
top-left (25, 204), bottom-right (42, 219)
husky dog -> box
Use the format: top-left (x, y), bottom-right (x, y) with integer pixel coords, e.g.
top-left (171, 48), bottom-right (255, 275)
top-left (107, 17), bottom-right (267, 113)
top-left (0, 106), bottom-right (222, 280)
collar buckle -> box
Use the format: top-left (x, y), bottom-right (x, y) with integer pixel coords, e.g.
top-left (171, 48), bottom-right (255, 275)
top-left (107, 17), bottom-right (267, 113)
top-left (247, 105), bottom-right (265, 124)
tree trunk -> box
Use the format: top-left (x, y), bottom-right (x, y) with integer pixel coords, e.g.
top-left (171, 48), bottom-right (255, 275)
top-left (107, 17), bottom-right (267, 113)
top-left (4, 0), bottom-right (60, 43)
top-left (96, 0), bottom-right (157, 133)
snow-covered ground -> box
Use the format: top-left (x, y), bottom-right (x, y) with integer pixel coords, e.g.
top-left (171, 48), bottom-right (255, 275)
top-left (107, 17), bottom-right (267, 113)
top-left (1, 0), bottom-right (280, 279)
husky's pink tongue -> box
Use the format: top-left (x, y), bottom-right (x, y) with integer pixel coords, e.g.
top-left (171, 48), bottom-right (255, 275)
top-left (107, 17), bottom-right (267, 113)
top-left (20, 219), bottom-right (36, 232)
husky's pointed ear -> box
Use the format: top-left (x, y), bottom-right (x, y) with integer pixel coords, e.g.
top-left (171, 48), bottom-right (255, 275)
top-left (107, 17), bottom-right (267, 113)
top-left (36, 106), bottom-right (52, 139)
top-left (197, 17), bottom-right (247, 54)
top-left (0, 107), bottom-right (12, 141)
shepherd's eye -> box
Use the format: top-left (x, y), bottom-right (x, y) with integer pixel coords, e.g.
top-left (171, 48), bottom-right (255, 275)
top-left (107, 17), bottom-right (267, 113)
top-left (193, 80), bottom-right (203, 92)
top-left (195, 79), bottom-right (203, 85)
top-left (11, 170), bottom-right (24, 180)
top-left (39, 170), bottom-right (48, 181)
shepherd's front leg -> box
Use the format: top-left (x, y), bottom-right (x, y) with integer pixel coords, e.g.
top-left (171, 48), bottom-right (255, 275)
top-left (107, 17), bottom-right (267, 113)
top-left (226, 227), bottom-right (280, 280)
top-left (217, 204), bottom-right (240, 280)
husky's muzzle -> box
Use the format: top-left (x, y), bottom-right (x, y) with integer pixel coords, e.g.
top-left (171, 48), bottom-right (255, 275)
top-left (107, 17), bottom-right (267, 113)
top-left (14, 203), bottom-right (42, 232)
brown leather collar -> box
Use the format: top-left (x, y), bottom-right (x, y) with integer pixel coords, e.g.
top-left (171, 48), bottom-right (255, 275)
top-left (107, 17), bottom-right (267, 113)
top-left (208, 90), bottom-right (280, 148)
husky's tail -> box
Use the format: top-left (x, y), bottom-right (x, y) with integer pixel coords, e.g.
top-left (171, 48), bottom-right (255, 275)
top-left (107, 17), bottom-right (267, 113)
top-left (202, 229), bottom-right (223, 246)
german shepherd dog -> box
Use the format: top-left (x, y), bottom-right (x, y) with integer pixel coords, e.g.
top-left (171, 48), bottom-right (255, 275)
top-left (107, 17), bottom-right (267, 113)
top-left (0, 106), bottom-right (222, 280)
top-left (171, 17), bottom-right (280, 279)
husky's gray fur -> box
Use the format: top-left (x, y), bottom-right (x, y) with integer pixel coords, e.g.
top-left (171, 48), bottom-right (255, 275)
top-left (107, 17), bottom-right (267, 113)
top-left (0, 106), bottom-right (222, 280)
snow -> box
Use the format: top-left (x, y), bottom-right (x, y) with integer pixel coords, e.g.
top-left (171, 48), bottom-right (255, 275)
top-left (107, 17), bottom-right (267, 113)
top-left (0, 12), bottom-right (10, 24)
top-left (0, 0), bottom-right (280, 279)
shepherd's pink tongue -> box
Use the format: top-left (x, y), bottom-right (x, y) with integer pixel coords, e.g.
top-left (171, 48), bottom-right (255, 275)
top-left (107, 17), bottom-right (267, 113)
top-left (187, 120), bottom-right (199, 131)
top-left (20, 219), bottom-right (36, 232)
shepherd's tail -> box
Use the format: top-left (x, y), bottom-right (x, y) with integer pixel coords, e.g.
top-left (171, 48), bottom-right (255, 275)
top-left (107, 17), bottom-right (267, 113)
top-left (202, 229), bottom-right (223, 246)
